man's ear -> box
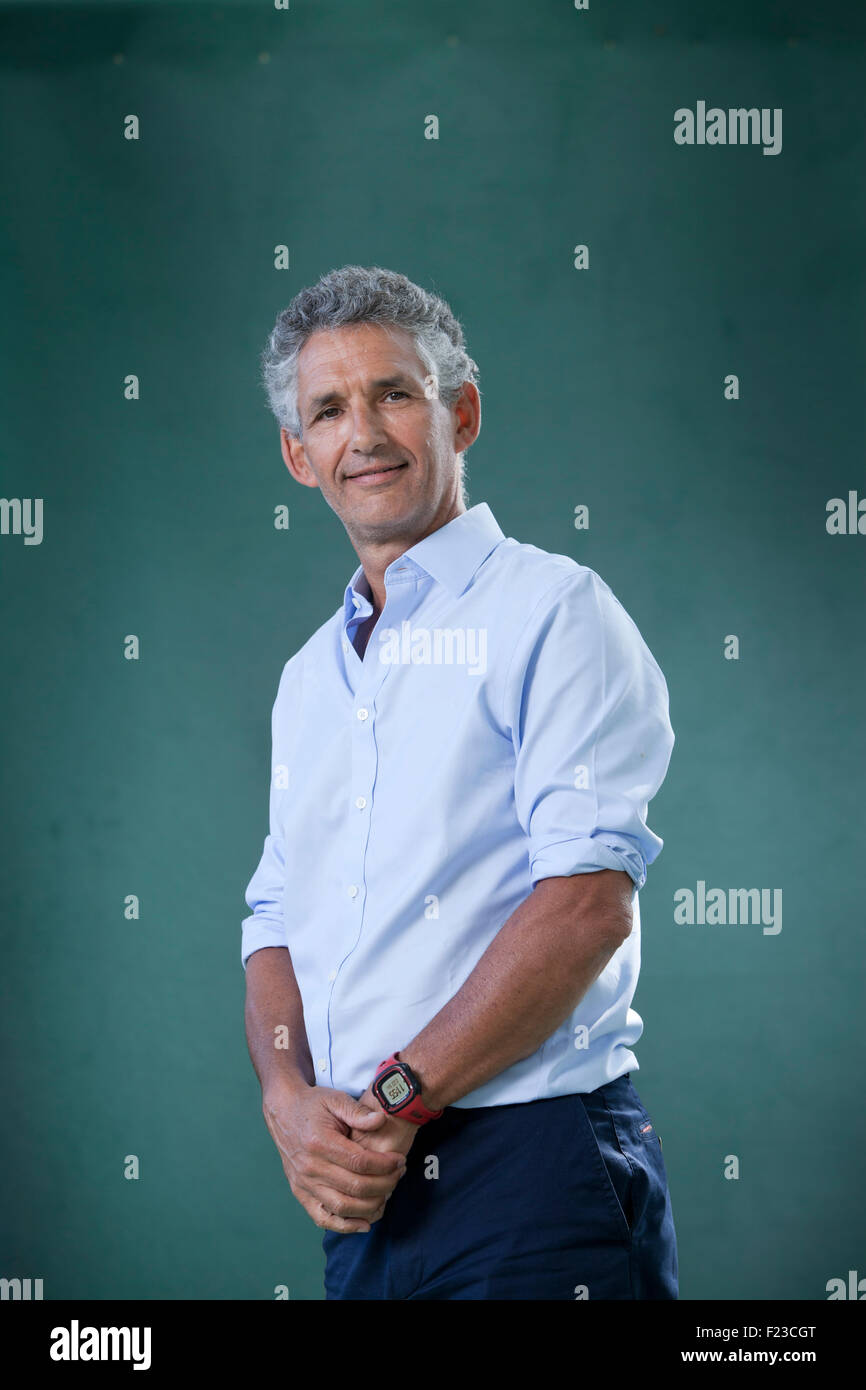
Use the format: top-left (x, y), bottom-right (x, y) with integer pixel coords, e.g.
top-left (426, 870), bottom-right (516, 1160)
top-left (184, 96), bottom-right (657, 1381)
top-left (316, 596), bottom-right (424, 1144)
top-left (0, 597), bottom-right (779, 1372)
top-left (451, 381), bottom-right (481, 455)
top-left (280, 428), bottom-right (320, 489)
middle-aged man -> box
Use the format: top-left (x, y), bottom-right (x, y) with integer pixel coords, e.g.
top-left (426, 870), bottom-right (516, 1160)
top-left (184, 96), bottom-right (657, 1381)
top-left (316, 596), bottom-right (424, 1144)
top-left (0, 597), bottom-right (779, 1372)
top-left (241, 264), bottom-right (678, 1300)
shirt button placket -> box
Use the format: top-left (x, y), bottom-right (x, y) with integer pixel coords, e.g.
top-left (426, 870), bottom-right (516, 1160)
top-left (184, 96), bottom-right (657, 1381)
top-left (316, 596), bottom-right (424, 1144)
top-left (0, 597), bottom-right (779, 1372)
top-left (330, 577), bottom-right (412, 1086)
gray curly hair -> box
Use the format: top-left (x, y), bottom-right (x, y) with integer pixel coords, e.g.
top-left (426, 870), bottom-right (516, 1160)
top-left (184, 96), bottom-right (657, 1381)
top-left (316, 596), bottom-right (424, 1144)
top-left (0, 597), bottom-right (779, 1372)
top-left (260, 265), bottom-right (481, 502)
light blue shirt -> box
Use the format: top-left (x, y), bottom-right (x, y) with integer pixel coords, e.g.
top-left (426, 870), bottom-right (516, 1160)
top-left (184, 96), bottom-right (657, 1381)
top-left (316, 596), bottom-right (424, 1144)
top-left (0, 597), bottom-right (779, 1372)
top-left (241, 502), bottom-right (674, 1106)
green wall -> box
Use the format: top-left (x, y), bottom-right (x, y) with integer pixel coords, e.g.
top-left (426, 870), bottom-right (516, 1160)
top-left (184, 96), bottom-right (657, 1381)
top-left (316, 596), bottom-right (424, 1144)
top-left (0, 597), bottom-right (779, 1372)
top-left (1, 0), bottom-right (863, 1300)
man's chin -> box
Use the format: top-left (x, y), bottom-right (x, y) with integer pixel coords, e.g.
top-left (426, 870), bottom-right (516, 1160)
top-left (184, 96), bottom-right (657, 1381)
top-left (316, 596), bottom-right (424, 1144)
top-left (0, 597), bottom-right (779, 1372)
top-left (341, 498), bottom-right (425, 542)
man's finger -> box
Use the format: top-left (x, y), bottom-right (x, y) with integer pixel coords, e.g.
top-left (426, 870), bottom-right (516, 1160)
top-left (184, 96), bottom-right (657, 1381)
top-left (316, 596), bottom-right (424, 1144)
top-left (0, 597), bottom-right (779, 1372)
top-left (301, 1186), bottom-right (388, 1233)
top-left (310, 1198), bottom-right (372, 1235)
top-left (296, 1151), bottom-right (406, 1203)
top-left (312, 1131), bottom-right (408, 1181)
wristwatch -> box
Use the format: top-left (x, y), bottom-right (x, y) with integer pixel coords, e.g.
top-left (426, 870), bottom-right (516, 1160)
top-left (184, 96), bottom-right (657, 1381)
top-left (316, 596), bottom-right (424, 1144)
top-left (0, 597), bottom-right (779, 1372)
top-left (370, 1052), bottom-right (444, 1125)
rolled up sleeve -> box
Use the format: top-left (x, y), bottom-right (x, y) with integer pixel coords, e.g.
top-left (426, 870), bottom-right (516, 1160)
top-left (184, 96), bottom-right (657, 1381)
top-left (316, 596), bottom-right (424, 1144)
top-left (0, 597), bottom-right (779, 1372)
top-left (240, 658), bottom-right (297, 969)
top-left (505, 568), bottom-right (675, 893)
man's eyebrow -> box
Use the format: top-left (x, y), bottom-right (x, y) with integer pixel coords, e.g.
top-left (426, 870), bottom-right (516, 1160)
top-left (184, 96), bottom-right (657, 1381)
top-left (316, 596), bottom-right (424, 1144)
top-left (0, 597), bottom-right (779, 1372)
top-left (305, 375), bottom-right (417, 415)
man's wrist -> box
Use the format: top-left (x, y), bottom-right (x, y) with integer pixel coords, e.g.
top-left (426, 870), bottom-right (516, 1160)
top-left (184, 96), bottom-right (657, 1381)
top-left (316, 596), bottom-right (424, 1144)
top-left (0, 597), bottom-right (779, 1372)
top-left (381, 1048), bottom-right (446, 1117)
top-left (357, 1083), bottom-right (417, 1131)
top-left (262, 1068), bottom-right (313, 1106)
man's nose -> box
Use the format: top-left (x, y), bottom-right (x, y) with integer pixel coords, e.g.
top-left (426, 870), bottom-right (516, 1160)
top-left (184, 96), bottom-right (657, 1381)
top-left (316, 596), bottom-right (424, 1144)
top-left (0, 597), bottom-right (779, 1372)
top-left (348, 400), bottom-right (388, 452)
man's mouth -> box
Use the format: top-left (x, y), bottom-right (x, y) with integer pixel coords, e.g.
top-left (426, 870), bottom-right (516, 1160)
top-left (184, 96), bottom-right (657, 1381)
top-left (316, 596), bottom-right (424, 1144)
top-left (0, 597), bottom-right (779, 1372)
top-left (346, 461), bottom-right (409, 486)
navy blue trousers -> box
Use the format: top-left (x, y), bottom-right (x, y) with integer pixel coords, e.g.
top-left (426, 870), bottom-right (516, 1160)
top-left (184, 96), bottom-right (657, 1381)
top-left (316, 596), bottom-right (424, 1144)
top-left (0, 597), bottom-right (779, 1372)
top-left (322, 1073), bottom-right (678, 1300)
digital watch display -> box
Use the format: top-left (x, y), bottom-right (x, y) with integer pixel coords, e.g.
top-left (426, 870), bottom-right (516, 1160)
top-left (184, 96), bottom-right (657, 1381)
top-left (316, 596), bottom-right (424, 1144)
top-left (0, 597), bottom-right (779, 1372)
top-left (370, 1053), bottom-right (444, 1125)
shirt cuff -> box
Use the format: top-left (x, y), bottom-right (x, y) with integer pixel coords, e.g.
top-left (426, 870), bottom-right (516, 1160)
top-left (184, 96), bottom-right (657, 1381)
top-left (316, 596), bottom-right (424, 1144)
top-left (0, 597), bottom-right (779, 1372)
top-left (241, 923), bottom-right (288, 970)
top-left (529, 835), bottom-right (648, 892)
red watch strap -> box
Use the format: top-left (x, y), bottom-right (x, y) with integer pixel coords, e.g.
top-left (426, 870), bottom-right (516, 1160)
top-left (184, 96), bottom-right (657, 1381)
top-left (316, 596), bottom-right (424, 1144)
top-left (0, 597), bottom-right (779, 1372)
top-left (373, 1053), bottom-right (443, 1125)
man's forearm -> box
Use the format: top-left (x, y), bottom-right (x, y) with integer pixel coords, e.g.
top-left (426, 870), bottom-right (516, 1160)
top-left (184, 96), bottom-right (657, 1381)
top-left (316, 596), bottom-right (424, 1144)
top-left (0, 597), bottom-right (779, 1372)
top-left (244, 945), bottom-right (316, 1096)
top-left (399, 870), bottom-right (634, 1112)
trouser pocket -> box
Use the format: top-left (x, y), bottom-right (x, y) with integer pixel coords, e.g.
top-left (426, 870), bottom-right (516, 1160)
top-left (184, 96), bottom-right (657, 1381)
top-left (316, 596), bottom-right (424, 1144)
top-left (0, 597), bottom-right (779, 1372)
top-left (593, 1077), bottom-right (671, 1246)
top-left (573, 1090), bottom-right (634, 1244)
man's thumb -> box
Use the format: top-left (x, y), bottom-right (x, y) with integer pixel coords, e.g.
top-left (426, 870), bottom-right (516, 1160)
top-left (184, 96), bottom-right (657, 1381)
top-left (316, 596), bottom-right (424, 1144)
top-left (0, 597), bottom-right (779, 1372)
top-left (345, 1097), bottom-right (386, 1127)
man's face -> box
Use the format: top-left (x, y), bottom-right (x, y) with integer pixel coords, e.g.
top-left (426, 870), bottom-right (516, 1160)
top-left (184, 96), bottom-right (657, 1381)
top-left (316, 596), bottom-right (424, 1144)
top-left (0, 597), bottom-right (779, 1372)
top-left (280, 321), bottom-right (478, 547)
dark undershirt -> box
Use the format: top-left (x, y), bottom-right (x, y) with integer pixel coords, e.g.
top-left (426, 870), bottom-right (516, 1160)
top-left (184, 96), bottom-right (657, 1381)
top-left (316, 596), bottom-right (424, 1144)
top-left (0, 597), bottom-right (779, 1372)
top-left (352, 611), bottom-right (379, 661)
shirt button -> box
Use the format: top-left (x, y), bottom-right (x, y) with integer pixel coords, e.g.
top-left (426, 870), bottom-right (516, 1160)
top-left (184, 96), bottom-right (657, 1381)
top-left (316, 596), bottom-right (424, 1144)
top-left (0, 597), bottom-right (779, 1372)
top-left (328, 969), bottom-right (337, 982)
top-left (355, 796), bottom-right (367, 809)
top-left (347, 885), bottom-right (358, 898)
top-left (317, 1058), bottom-right (327, 1073)
top-left (342, 638), bottom-right (349, 652)
top-left (357, 708), bottom-right (368, 721)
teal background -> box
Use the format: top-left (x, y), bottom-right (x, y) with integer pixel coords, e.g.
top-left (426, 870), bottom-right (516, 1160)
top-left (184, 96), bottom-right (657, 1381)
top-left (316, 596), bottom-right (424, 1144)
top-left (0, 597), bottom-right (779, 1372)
top-left (1, 1), bottom-right (864, 1300)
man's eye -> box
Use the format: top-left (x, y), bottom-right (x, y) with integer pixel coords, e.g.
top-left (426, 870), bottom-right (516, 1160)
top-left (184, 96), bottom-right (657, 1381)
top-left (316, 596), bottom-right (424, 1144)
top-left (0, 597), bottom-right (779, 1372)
top-left (314, 391), bottom-right (408, 422)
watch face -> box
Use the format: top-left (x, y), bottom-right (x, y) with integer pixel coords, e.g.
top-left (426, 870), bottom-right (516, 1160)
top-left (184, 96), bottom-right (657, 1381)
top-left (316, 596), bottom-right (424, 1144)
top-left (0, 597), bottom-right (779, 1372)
top-left (380, 1070), bottom-right (412, 1108)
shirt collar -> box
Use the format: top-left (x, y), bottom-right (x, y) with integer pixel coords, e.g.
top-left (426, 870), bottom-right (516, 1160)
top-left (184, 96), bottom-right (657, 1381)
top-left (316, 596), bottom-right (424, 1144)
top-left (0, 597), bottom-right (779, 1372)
top-left (343, 502), bottom-right (506, 619)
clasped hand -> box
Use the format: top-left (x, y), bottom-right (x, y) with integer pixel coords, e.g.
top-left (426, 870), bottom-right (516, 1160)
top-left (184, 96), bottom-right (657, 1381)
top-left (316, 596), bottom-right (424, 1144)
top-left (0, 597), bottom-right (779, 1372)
top-left (262, 1078), bottom-right (419, 1234)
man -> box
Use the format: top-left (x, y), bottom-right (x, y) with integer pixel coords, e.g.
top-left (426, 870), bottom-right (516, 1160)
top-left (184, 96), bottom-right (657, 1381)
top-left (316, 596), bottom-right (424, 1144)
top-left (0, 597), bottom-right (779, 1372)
top-left (242, 265), bottom-right (678, 1300)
